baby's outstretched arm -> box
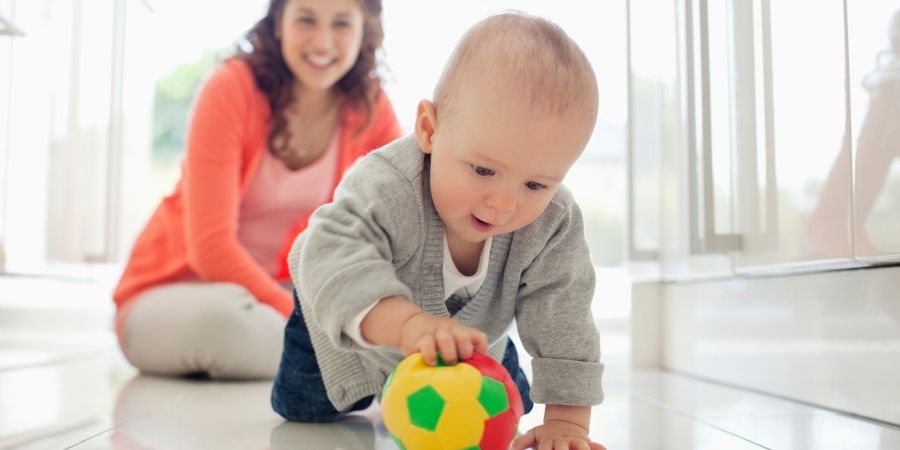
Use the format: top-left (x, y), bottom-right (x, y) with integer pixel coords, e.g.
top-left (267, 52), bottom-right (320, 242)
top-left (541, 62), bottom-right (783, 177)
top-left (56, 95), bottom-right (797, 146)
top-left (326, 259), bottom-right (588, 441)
top-left (511, 404), bottom-right (606, 450)
top-left (360, 296), bottom-right (488, 365)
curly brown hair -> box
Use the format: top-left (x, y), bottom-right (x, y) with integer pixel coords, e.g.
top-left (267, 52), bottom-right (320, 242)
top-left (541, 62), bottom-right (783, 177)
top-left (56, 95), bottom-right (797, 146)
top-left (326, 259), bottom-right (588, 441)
top-left (235, 0), bottom-right (386, 162)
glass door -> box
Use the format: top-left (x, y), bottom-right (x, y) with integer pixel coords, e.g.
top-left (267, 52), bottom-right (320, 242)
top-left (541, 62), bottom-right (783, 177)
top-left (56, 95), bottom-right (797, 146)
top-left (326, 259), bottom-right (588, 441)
top-left (846, 1), bottom-right (900, 261)
top-left (730, 0), bottom-right (857, 272)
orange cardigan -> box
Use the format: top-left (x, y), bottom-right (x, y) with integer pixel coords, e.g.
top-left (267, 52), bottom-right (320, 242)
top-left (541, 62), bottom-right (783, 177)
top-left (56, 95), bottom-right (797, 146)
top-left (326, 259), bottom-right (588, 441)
top-left (113, 59), bottom-right (402, 318)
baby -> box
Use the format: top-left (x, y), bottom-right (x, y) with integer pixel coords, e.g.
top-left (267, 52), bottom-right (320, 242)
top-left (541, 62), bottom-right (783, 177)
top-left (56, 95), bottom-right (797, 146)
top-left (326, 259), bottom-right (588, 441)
top-left (273, 11), bottom-right (605, 449)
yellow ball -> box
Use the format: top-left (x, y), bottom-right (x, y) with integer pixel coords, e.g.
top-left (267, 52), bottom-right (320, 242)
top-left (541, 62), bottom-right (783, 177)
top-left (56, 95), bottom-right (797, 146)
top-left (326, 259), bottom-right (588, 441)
top-left (381, 353), bottom-right (524, 450)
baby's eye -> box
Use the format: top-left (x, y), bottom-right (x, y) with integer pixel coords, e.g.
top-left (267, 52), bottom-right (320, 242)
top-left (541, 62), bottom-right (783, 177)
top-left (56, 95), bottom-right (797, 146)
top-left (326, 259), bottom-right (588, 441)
top-left (333, 20), bottom-right (351, 28)
top-left (472, 165), bottom-right (494, 176)
top-left (525, 181), bottom-right (547, 191)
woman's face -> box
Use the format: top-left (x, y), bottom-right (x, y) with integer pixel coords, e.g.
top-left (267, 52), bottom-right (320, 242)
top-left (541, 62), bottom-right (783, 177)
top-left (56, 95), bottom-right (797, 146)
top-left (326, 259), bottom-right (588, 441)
top-left (277, 0), bottom-right (365, 92)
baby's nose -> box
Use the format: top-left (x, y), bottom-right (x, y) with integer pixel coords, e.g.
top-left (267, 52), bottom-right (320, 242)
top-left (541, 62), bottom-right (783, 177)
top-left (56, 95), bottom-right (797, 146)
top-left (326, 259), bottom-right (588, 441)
top-left (485, 189), bottom-right (517, 219)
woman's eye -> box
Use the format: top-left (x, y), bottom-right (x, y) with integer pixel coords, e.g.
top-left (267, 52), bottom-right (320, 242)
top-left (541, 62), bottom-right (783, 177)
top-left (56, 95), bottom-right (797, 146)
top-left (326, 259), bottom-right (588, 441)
top-left (525, 181), bottom-right (546, 191)
top-left (298, 16), bottom-right (315, 25)
top-left (472, 165), bottom-right (494, 176)
top-left (333, 20), bottom-right (350, 28)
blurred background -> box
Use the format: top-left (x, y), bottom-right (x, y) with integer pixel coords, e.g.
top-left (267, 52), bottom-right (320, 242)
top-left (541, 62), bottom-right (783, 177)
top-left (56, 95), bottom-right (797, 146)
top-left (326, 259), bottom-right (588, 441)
top-left (0, 0), bottom-right (631, 378)
top-left (3, 0), bottom-right (900, 448)
top-left (0, 0), bottom-right (628, 274)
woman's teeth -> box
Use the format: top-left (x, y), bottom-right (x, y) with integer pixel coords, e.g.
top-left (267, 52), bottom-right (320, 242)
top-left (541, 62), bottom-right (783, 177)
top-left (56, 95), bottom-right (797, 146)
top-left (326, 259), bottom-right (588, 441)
top-left (306, 55), bottom-right (333, 66)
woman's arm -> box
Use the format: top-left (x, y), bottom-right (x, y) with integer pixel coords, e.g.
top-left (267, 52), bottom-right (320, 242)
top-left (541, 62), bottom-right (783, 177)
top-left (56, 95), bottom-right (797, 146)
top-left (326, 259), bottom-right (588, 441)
top-left (183, 63), bottom-right (293, 317)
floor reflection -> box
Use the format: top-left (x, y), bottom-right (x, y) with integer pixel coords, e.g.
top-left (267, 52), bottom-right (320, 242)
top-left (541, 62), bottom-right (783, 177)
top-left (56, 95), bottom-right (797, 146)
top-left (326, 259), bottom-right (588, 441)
top-left (110, 374), bottom-right (277, 450)
top-left (66, 370), bottom-right (900, 449)
top-left (108, 374), bottom-right (388, 450)
top-left (269, 418), bottom-right (376, 450)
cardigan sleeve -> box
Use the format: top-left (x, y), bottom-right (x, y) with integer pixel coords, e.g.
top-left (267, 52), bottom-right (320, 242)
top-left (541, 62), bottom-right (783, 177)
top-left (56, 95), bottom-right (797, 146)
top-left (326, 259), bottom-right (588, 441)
top-left (183, 62), bottom-right (293, 317)
top-left (513, 192), bottom-right (604, 406)
top-left (288, 152), bottom-right (421, 351)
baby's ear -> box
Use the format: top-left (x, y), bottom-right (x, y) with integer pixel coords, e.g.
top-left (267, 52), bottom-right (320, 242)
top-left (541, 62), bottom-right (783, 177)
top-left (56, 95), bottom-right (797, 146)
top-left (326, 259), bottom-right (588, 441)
top-left (414, 100), bottom-right (437, 154)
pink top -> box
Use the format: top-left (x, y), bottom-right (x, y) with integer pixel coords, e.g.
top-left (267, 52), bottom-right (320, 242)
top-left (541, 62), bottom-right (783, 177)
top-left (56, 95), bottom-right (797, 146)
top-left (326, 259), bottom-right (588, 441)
top-left (112, 59), bottom-right (402, 318)
top-left (238, 131), bottom-right (339, 275)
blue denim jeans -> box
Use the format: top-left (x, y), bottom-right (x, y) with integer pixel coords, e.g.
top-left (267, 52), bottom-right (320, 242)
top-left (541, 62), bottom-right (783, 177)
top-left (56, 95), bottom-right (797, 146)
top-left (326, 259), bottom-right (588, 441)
top-left (271, 291), bottom-right (534, 422)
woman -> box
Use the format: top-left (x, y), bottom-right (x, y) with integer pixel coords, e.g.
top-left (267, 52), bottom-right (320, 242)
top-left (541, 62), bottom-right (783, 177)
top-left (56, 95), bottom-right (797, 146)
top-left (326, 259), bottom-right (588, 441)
top-left (809, 9), bottom-right (900, 257)
top-left (113, 0), bottom-right (401, 379)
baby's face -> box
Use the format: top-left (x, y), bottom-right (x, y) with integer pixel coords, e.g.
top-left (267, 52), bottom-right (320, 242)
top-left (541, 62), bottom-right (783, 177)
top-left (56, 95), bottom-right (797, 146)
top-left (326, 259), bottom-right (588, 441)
top-left (425, 83), bottom-right (595, 247)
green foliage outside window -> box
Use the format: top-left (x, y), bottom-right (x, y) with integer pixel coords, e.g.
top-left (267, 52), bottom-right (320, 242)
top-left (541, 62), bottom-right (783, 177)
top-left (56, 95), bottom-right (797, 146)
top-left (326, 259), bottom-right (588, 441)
top-left (152, 50), bottom-right (226, 160)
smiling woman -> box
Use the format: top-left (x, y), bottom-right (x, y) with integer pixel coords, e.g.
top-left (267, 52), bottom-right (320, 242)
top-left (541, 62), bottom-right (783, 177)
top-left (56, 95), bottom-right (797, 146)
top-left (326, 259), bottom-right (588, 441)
top-left (112, 0), bottom-right (401, 380)
top-left (238, 0), bottom-right (386, 170)
top-left (0, 0), bottom-right (628, 375)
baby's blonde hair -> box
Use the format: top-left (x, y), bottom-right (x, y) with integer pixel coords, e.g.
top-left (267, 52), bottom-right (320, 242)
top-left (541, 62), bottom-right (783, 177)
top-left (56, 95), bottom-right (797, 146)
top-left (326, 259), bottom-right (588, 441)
top-left (433, 11), bottom-right (598, 120)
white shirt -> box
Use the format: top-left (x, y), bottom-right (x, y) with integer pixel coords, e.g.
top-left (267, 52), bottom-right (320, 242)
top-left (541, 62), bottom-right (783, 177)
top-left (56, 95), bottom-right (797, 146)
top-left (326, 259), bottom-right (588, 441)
top-left (342, 234), bottom-right (493, 348)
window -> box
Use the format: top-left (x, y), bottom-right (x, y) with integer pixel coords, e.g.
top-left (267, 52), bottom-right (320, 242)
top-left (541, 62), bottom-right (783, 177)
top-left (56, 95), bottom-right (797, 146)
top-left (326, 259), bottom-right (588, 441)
top-left (0, 1), bottom-right (628, 274)
top-left (383, 0), bottom-right (628, 266)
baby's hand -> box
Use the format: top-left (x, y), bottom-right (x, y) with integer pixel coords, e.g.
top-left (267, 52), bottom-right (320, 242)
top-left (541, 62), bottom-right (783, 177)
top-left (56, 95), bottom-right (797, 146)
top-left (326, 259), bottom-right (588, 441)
top-left (511, 421), bottom-right (606, 450)
top-left (399, 312), bottom-right (488, 365)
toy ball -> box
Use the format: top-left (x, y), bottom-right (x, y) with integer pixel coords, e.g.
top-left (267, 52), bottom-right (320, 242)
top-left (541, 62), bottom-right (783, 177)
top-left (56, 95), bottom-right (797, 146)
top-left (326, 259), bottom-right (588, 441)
top-left (381, 352), bottom-right (524, 450)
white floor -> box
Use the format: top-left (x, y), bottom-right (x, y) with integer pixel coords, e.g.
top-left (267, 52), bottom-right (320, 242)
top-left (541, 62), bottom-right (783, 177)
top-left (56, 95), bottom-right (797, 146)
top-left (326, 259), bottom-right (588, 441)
top-left (2, 272), bottom-right (900, 449)
top-left (3, 340), bottom-right (900, 450)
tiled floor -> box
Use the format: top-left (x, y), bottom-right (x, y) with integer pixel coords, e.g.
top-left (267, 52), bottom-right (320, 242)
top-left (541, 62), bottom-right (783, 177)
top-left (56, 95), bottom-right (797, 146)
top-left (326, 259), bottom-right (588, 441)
top-left (2, 272), bottom-right (900, 449)
top-left (3, 341), bottom-right (900, 450)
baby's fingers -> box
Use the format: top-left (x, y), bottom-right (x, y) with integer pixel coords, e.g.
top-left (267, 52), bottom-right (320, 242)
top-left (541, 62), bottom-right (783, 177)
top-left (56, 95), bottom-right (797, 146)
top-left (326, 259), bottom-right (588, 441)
top-left (572, 439), bottom-right (591, 450)
top-left (453, 329), bottom-right (475, 361)
top-left (510, 429), bottom-right (536, 450)
top-left (416, 335), bottom-right (439, 366)
top-left (471, 329), bottom-right (489, 355)
top-left (434, 329), bottom-right (459, 364)
top-left (543, 438), bottom-right (572, 450)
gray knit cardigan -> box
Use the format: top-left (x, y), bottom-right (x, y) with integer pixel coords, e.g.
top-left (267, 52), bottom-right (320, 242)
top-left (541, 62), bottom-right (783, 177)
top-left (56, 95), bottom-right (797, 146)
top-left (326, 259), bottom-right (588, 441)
top-left (288, 135), bottom-right (603, 411)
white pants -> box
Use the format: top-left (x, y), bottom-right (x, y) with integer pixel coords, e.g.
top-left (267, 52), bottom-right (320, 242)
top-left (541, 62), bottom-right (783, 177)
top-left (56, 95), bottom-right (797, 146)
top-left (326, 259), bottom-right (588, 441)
top-left (117, 282), bottom-right (287, 379)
